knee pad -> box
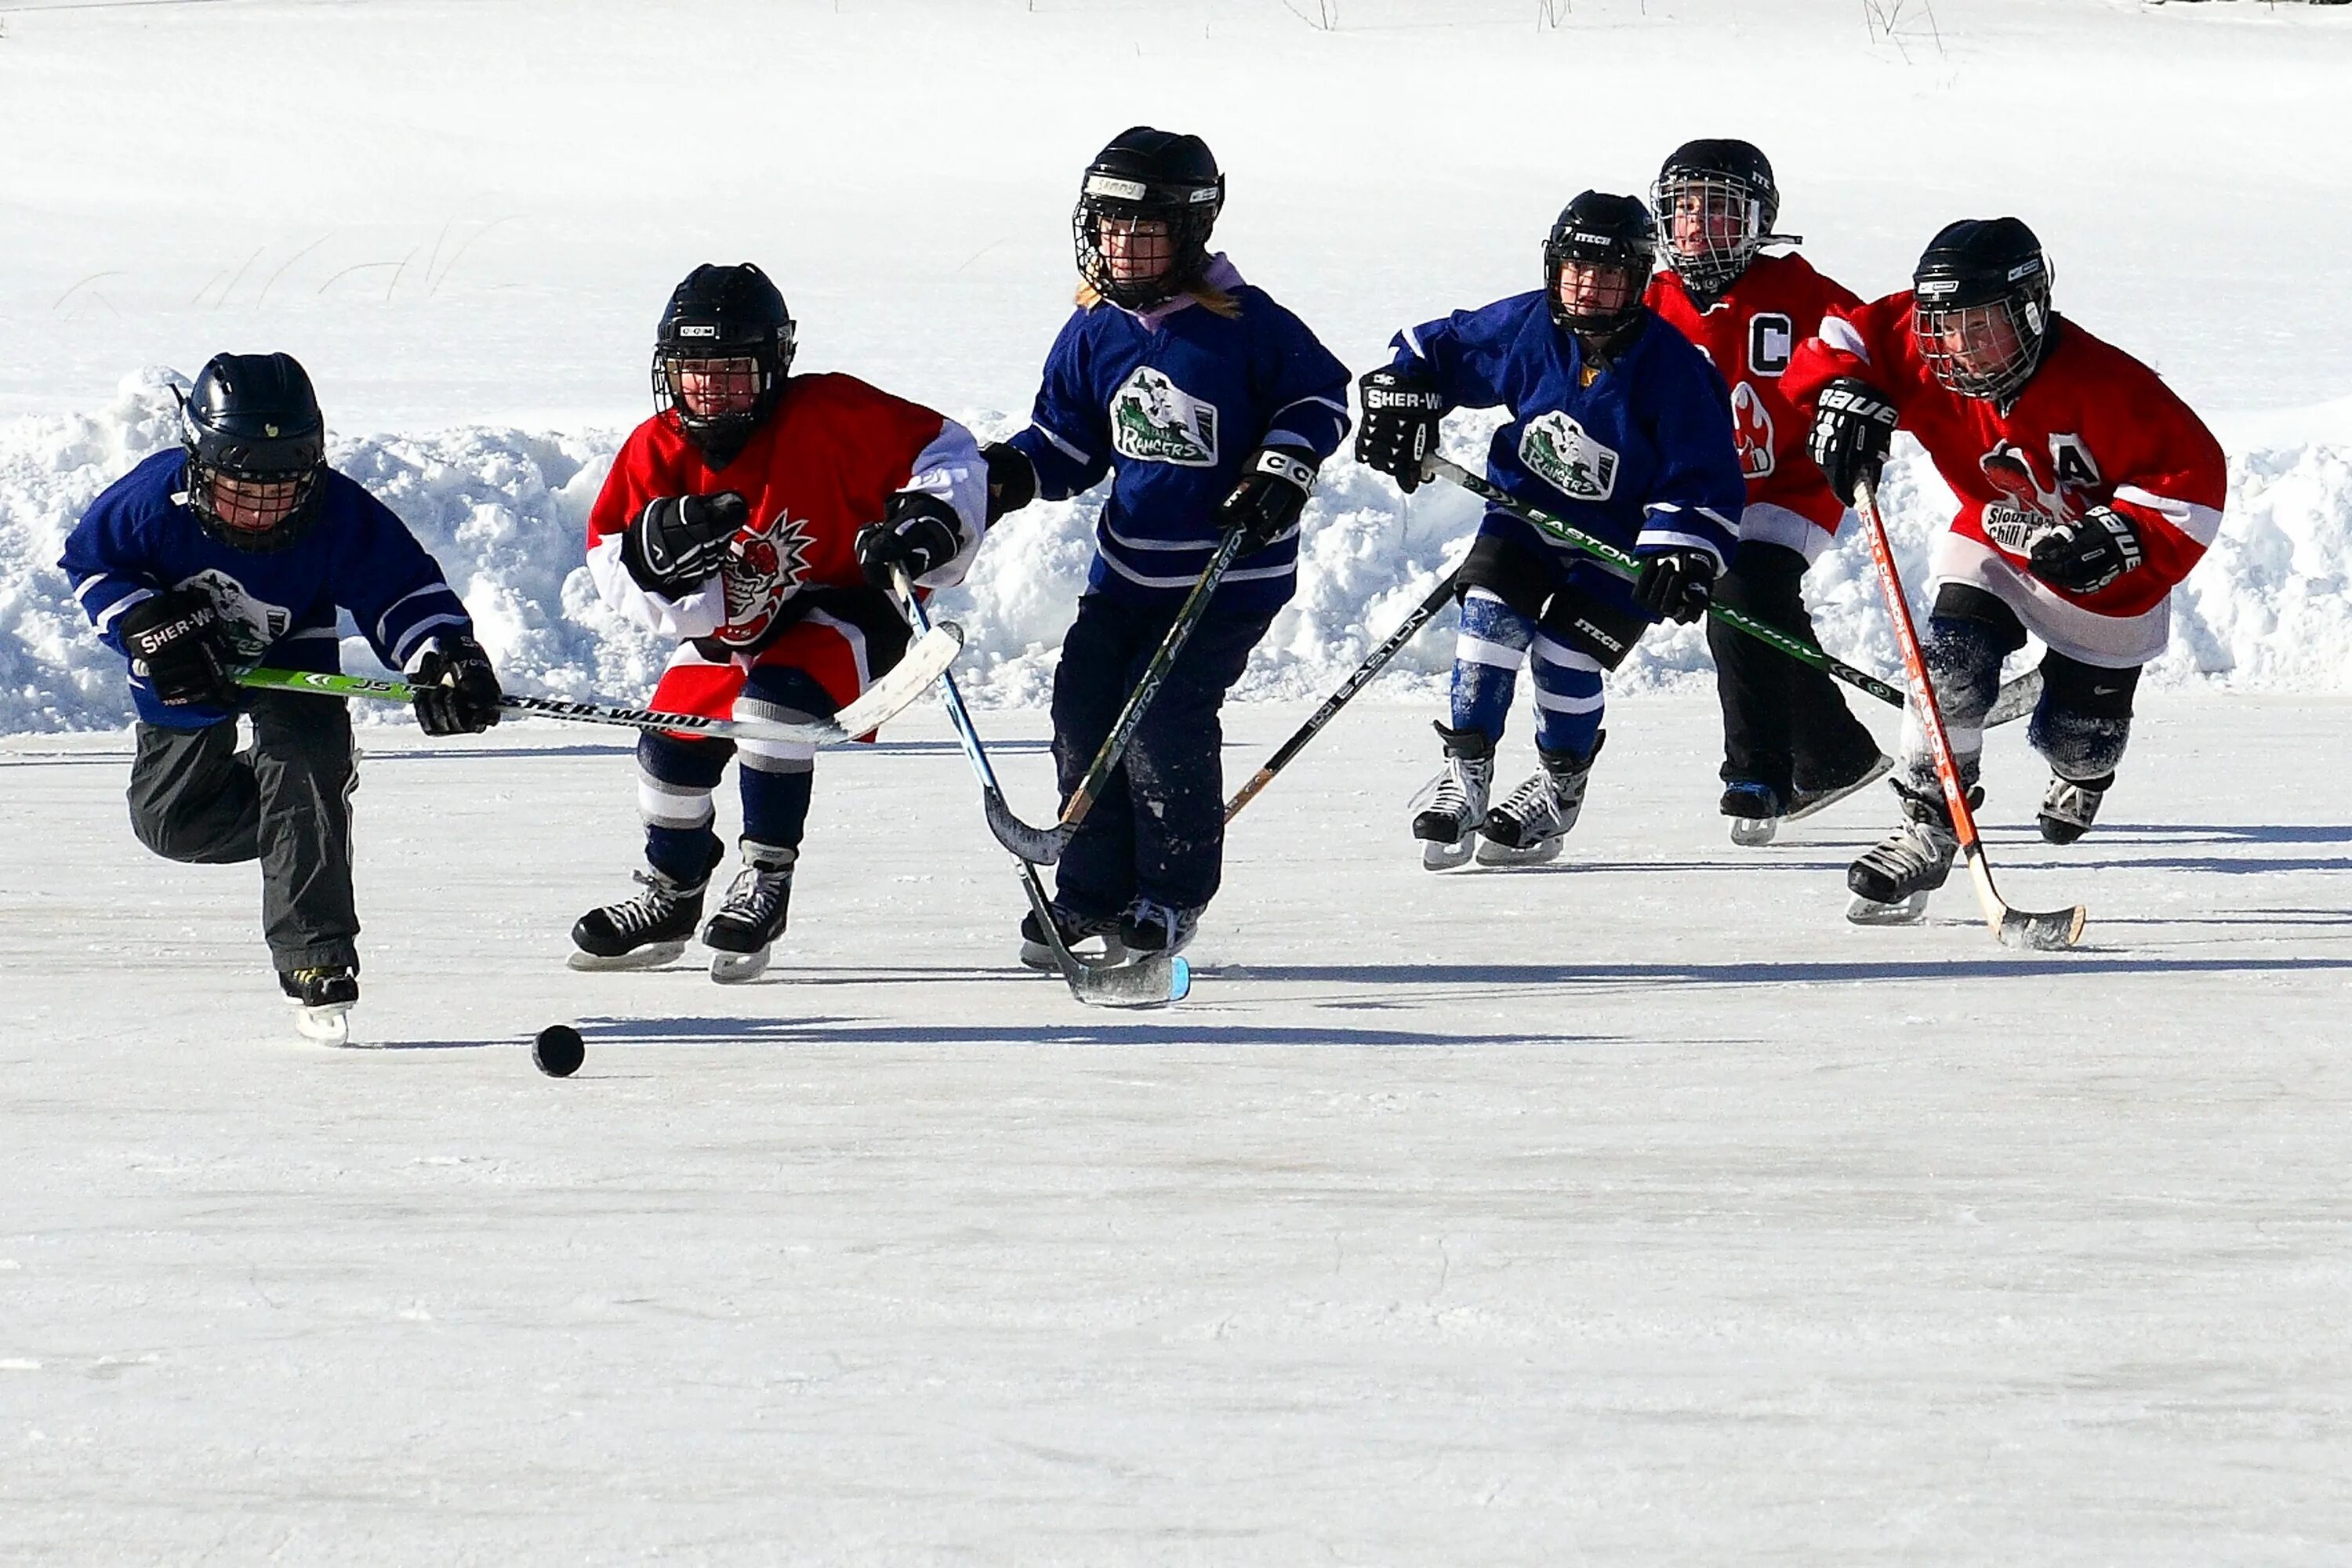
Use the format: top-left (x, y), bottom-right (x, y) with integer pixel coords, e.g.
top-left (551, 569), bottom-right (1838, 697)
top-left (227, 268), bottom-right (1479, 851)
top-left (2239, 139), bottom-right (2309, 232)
top-left (2031, 656), bottom-right (2139, 782)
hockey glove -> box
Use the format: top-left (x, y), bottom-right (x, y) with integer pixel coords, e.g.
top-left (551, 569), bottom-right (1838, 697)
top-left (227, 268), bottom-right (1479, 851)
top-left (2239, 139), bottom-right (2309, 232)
top-left (1214, 446), bottom-right (1316, 552)
top-left (1632, 545), bottom-right (1721, 625)
top-left (855, 492), bottom-right (963, 592)
top-left (117, 587), bottom-right (241, 708)
top-left (2029, 505), bottom-right (2145, 596)
top-left (1355, 366), bottom-right (1446, 495)
top-left (1806, 377), bottom-right (1900, 506)
top-left (622, 490), bottom-right (749, 595)
top-left (411, 633), bottom-right (503, 736)
top-left (980, 441), bottom-right (1037, 524)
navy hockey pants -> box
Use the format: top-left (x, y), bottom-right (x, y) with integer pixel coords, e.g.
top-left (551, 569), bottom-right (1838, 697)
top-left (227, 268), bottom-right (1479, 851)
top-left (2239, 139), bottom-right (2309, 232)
top-left (126, 690), bottom-right (360, 975)
top-left (1049, 592), bottom-right (1275, 918)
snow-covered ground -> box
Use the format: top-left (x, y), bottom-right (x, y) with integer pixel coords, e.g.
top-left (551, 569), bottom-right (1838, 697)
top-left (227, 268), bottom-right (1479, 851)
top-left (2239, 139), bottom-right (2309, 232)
top-left (8, 696), bottom-right (2352, 1563)
top-left (7, 0), bottom-right (2352, 1559)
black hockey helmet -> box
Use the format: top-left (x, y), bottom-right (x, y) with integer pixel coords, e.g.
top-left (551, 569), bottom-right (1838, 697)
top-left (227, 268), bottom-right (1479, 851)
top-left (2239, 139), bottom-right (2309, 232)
top-left (1911, 217), bottom-right (2054, 402)
top-left (1073, 126), bottom-right (1225, 310)
top-left (651, 262), bottom-right (797, 450)
top-left (1544, 191), bottom-right (1656, 337)
top-left (179, 351), bottom-right (327, 554)
top-left (1651, 137), bottom-right (1784, 299)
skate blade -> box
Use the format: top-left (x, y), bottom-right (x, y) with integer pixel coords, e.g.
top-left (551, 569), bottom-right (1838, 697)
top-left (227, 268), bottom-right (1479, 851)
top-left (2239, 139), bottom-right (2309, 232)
top-left (566, 940), bottom-right (688, 972)
top-left (1727, 816), bottom-right (1780, 847)
top-left (1786, 753), bottom-right (1895, 822)
top-left (291, 1004), bottom-right (353, 1046)
top-left (1846, 891), bottom-right (1929, 926)
top-left (1020, 936), bottom-right (1128, 972)
top-left (710, 946), bottom-right (771, 985)
top-left (1473, 836), bottom-right (1563, 866)
top-left (1421, 837), bottom-right (1476, 871)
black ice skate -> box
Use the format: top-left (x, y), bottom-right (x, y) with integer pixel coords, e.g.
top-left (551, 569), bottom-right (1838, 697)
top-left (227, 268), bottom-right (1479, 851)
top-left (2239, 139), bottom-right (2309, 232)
top-left (1786, 750), bottom-right (1894, 823)
top-left (1477, 733), bottom-right (1604, 867)
top-left (281, 964), bottom-right (359, 1046)
top-left (1412, 723), bottom-right (1494, 870)
top-left (1846, 781), bottom-right (1969, 925)
top-left (1018, 902), bottom-right (1127, 972)
top-left (1720, 781), bottom-right (1782, 848)
top-left (702, 845), bottom-right (794, 985)
top-left (2038, 771), bottom-right (2111, 844)
top-left (1118, 896), bottom-right (1200, 959)
top-left (569, 862), bottom-right (712, 972)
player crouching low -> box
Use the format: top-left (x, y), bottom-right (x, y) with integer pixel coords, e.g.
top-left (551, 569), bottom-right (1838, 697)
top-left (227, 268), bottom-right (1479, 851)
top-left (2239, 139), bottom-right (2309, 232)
top-left (572, 263), bottom-right (985, 982)
top-left (1785, 219), bottom-right (2227, 921)
top-left (1356, 192), bottom-right (1746, 868)
top-left (60, 353), bottom-right (503, 1043)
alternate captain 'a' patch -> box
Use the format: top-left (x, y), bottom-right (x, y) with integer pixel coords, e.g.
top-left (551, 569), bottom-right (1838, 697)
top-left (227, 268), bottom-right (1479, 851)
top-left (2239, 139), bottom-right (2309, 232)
top-left (1519, 410), bottom-right (1620, 502)
top-left (1108, 366), bottom-right (1220, 468)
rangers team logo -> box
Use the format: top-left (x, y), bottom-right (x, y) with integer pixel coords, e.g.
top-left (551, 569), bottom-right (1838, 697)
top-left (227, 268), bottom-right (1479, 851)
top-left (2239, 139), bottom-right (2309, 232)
top-left (1518, 410), bottom-right (1619, 502)
top-left (1977, 436), bottom-right (2102, 556)
top-left (1108, 366), bottom-right (1219, 467)
top-left (718, 507), bottom-right (816, 645)
top-left (183, 569), bottom-right (292, 666)
top-left (1730, 381), bottom-right (1776, 481)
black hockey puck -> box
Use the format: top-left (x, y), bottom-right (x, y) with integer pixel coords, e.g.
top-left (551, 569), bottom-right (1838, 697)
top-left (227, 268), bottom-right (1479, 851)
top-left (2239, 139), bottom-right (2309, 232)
top-left (533, 1024), bottom-right (585, 1078)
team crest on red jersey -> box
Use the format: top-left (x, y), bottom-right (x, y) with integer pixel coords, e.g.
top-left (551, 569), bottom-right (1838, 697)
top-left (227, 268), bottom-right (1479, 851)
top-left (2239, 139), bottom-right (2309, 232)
top-left (719, 508), bottom-right (817, 644)
top-left (1730, 382), bottom-right (1777, 480)
top-left (1977, 436), bottom-right (2102, 555)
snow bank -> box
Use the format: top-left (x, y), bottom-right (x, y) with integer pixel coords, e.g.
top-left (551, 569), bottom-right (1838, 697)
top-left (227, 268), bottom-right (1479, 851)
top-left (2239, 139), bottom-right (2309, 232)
top-left (4, 370), bottom-right (2350, 732)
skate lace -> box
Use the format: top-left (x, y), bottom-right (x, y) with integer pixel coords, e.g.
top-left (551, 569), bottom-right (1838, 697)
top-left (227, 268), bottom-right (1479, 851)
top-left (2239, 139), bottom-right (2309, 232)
top-left (607, 870), bottom-right (688, 936)
top-left (1490, 773), bottom-right (1561, 832)
top-left (717, 866), bottom-right (790, 925)
top-left (1868, 818), bottom-right (1951, 872)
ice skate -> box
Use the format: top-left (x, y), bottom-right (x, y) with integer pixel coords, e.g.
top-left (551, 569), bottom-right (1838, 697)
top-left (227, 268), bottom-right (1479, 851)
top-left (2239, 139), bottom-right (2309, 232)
top-left (569, 864), bottom-right (710, 971)
top-left (702, 848), bottom-right (793, 985)
top-left (1118, 896), bottom-right (1200, 960)
top-left (1476, 734), bottom-right (1603, 867)
top-left (1787, 750), bottom-right (1894, 822)
top-left (2038, 771), bottom-right (2111, 845)
top-left (1412, 724), bottom-right (1494, 870)
top-left (1720, 781), bottom-right (1781, 847)
top-left (1846, 782), bottom-right (1963, 925)
top-left (1018, 902), bottom-right (1128, 971)
top-left (281, 965), bottom-right (358, 1046)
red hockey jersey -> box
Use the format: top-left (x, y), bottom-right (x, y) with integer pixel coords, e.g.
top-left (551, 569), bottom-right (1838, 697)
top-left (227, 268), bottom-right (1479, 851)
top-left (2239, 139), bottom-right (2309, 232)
top-left (1784, 295), bottom-right (2227, 666)
top-left (585, 372), bottom-right (982, 649)
top-left (1646, 251), bottom-right (1861, 550)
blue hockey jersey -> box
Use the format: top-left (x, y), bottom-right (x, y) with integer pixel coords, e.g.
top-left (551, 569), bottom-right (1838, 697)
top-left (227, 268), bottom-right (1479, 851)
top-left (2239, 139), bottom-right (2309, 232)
top-left (1007, 256), bottom-right (1351, 615)
top-left (60, 449), bottom-right (475, 730)
top-left (1392, 292), bottom-right (1745, 589)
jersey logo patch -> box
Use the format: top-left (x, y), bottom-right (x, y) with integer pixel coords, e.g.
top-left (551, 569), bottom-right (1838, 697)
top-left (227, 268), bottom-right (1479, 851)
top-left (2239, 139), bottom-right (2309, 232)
top-left (719, 508), bottom-right (816, 645)
top-left (1977, 437), bottom-right (2103, 556)
top-left (1747, 312), bottom-right (1795, 377)
top-left (1730, 382), bottom-right (1777, 481)
top-left (1519, 411), bottom-right (1619, 502)
top-left (1108, 366), bottom-right (1220, 468)
top-left (183, 569), bottom-right (292, 667)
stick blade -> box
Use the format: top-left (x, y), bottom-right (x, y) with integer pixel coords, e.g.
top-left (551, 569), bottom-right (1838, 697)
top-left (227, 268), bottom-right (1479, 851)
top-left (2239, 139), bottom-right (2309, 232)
top-left (1985, 666), bottom-right (2045, 729)
top-left (1996, 902), bottom-right (2087, 952)
top-left (984, 788), bottom-right (1070, 866)
top-left (1069, 954), bottom-right (1189, 1007)
top-left (833, 621), bottom-right (964, 738)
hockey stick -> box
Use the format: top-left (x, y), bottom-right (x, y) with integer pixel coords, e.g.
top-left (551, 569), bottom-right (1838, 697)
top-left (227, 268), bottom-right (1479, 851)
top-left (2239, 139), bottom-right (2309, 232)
top-left (1225, 564), bottom-right (1462, 823)
top-left (1854, 474), bottom-right (2084, 950)
top-left (890, 570), bottom-right (1188, 1007)
top-left (237, 622), bottom-right (964, 746)
top-left (1424, 455), bottom-right (2042, 728)
top-left (982, 528), bottom-right (1253, 866)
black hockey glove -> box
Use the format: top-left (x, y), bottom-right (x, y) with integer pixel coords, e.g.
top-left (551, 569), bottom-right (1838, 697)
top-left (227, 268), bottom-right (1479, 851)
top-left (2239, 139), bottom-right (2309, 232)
top-left (622, 490), bottom-right (748, 595)
top-left (411, 633), bottom-right (503, 736)
top-left (2029, 505), bottom-right (2145, 596)
top-left (980, 441), bottom-right (1037, 524)
top-left (855, 492), bottom-right (963, 593)
top-left (1632, 545), bottom-right (1721, 625)
top-left (117, 587), bottom-right (241, 708)
top-left (1806, 377), bottom-right (1900, 506)
top-left (1213, 446), bottom-right (1316, 552)
top-left (1355, 365), bottom-right (1446, 495)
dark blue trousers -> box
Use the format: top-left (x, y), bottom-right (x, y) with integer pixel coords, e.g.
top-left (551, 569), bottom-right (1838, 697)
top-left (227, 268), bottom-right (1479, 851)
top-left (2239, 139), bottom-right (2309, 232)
top-left (1050, 593), bottom-right (1275, 918)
